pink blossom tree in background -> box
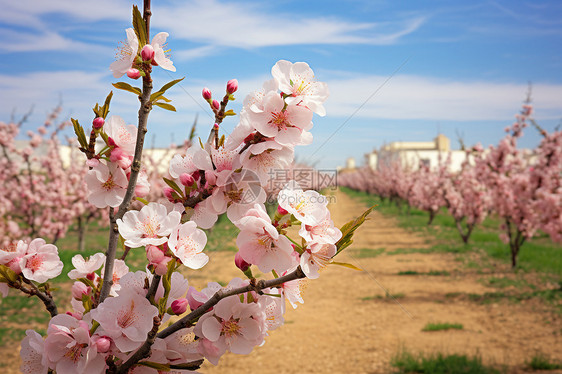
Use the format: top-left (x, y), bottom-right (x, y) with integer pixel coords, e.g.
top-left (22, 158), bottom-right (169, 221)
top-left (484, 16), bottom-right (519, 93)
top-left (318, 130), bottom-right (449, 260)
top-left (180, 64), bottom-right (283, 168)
top-left (409, 159), bottom-right (447, 225)
top-left (0, 106), bottom-right (103, 250)
top-left (0, 2), bottom-right (372, 373)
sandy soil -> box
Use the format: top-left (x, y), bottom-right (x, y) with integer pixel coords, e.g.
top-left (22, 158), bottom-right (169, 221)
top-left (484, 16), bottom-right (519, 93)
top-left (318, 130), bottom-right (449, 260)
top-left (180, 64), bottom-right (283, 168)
top-left (2, 189), bottom-right (561, 373)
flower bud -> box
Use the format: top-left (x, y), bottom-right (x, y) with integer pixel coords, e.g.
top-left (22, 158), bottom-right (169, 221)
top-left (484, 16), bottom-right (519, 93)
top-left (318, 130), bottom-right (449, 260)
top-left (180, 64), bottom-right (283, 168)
top-left (95, 337), bottom-right (112, 353)
top-left (127, 68), bottom-right (141, 79)
top-left (277, 205), bottom-right (289, 215)
top-left (202, 87), bottom-right (212, 100)
top-left (146, 245), bottom-right (165, 264)
top-left (191, 170), bottom-right (201, 181)
top-left (86, 272), bottom-right (96, 281)
top-left (171, 298), bottom-right (189, 315)
top-left (179, 173), bottom-right (194, 187)
top-left (234, 252), bottom-right (250, 272)
top-left (226, 79), bottom-right (238, 94)
top-left (141, 44), bottom-right (155, 61)
top-left (93, 117), bottom-right (104, 129)
top-left (163, 187), bottom-right (175, 201)
top-left (71, 282), bottom-right (91, 300)
top-left (212, 100), bottom-right (220, 110)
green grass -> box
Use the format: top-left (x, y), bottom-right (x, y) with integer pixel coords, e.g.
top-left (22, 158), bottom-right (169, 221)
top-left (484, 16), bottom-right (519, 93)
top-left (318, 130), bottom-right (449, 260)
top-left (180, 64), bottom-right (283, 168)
top-left (391, 350), bottom-right (501, 374)
top-left (204, 214), bottom-right (239, 252)
top-left (353, 247), bottom-right (385, 258)
top-left (422, 322), bottom-right (464, 332)
top-left (526, 353), bottom-right (562, 370)
top-left (340, 187), bottom-right (562, 279)
top-left (397, 270), bottom-right (451, 276)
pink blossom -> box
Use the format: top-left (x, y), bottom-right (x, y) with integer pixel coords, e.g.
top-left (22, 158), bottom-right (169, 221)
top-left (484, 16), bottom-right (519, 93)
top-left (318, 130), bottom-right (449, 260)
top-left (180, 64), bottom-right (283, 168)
top-left (281, 271), bottom-right (307, 309)
top-left (163, 328), bottom-right (203, 364)
top-left (246, 91), bottom-right (313, 146)
top-left (195, 296), bottom-right (265, 355)
top-left (167, 221), bottom-right (209, 269)
top-left (117, 202), bottom-right (181, 248)
top-left (110, 28), bottom-right (138, 78)
top-left (68, 253), bottom-right (105, 279)
top-left (169, 145), bottom-right (213, 179)
top-left (85, 162), bottom-right (128, 208)
top-left (19, 239), bottom-right (63, 283)
top-left (101, 259), bottom-right (129, 296)
top-left (299, 210), bottom-right (342, 244)
top-left (271, 60), bottom-right (329, 116)
top-left (20, 329), bottom-right (47, 374)
top-left (240, 141), bottom-right (294, 185)
top-left (71, 281), bottom-right (91, 300)
top-left (300, 242), bottom-right (336, 279)
top-left (0, 240), bottom-right (28, 271)
top-left (90, 292), bottom-right (159, 352)
top-left (278, 181), bottom-right (329, 226)
top-left (103, 115), bottom-right (137, 158)
top-left (151, 32), bottom-right (176, 72)
top-left (44, 314), bottom-right (106, 374)
top-left (235, 204), bottom-right (294, 273)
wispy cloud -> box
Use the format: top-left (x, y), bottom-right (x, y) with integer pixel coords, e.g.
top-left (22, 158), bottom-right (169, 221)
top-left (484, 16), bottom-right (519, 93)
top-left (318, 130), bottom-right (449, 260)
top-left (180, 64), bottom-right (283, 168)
top-left (155, 0), bottom-right (425, 48)
top-left (325, 73), bottom-right (562, 121)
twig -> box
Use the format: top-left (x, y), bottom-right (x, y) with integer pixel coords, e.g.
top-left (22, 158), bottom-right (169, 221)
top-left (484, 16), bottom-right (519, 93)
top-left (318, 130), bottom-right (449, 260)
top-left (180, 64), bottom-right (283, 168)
top-left (114, 316), bottom-right (161, 374)
top-left (157, 266), bottom-right (306, 339)
top-left (99, 0), bottom-right (154, 303)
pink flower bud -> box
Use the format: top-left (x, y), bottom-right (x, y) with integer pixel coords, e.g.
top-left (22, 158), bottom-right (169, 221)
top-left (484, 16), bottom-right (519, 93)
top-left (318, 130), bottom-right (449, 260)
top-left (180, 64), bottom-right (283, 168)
top-left (171, 298), bottom-right (189, 315)
top-left (213, 123), bottom-right (219, 130)
top-left (202, 87), bottom-right (212, 100)
top-left (146, 245), bottom-right (165, 263)
top-left (141, 44), bottom-right (155, 61)
top-left (95, 337), bottom-right (112, 353)
top-left (72, 282), bottom-right (91, 300)
top-left (277, 205), bottom-right (289, 215)
top-left (212, 99), bottom-right (220, 110)
top-left (186, 286), bottom-right (207, 311)
top-left (179, 173), bottom-right (194, 187)
top-left (93, 117), bottom-right (105, 129)
top-left (226, 79), bottom-right (238, 94)
top-left (163, 187), bottom-right (175, 201)
top-left (127, 68), bottom-right (141, 79)
top-left (235, 252), bottom-right (250, 272)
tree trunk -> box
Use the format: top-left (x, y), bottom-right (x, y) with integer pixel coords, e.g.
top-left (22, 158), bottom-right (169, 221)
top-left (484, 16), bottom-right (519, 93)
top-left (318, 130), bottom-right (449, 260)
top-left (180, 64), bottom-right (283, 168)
top-left (427, 210), bottom-right (436, 226)
top-left (77, 216), bottom-right (86, 252)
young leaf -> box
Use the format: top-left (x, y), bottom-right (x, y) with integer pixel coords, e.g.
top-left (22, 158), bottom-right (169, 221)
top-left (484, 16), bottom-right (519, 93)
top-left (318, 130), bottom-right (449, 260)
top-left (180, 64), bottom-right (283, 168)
top-left (71, 118), bottom-right (89, 149)
top-left (112, 82), bottom-right (142, 96)
top-left (224, 109), bottom-right (237, 116)
top-left (334, 205), bottom-right (375, 256)
top-left (132, 5), bottom-right (147, 48)
top-left (154, 102), bottom-right (177, 112)
top-left (157, 77), bottom-right (185, 94)
top-left (163, 177), bottom-right (184, 196)
top-left (102, 91), bottom-right (113, 118)
top-left (330, 261), bottom-right (363, 271)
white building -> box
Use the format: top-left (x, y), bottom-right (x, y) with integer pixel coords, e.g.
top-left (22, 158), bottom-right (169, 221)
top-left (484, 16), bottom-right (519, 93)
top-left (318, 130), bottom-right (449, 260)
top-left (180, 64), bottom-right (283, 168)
top-left (367, 134), bottom-right (470, 172)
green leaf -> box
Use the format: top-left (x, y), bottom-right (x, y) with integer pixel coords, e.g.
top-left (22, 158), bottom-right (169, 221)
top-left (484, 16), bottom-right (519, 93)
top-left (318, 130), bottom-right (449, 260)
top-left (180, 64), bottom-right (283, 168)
top-left (102, 91), bottom-right (113, 118)
top-left (112, 82), bottom-right (142, 96)
top-left (224, 109), bottom-right (236, 116)
top-left (334, 205), bottom-right (376, 256)
top-left (71, 118), bottom-right (89, 149)
top-left (153, 102), bottom-right (177, 112)
top-left (135, 197), bottom-right (149, 205)
top-left (330, 261), bottom-right (363, 271)
top-left (157, 77), bottom-right (185, 94)
top-left (163, 177), bottom-right (184, 196)
top-left (132, 5), bottom-right (147, 48)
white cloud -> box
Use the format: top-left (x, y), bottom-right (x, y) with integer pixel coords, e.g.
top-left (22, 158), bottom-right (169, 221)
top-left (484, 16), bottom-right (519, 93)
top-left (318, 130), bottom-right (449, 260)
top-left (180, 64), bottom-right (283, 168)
top-left (325, 74), bottom-right (562, 121)
top-left (154, 0), bottom-right (425, 48)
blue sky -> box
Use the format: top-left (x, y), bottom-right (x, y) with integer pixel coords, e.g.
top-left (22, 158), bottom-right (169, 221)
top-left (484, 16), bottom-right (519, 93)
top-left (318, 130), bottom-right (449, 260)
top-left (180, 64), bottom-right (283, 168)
top-left (1, 0), bottom-right (561, 169)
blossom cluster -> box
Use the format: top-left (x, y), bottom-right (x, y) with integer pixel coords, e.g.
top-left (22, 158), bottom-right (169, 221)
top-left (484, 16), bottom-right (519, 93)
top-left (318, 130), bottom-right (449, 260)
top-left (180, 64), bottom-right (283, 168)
top-left (0, 12), bottom-right (364, 371)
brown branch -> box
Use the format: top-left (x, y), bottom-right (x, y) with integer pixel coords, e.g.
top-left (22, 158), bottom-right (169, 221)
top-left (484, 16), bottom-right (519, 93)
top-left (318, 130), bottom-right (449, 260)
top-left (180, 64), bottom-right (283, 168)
top-left (157, 266), bottom-right (306, 339)
top-left (17, 278), bottom-right (58, 317)
top-left (114, 316), bottom-right (160, 374)
top-left (99, 0), bottom-right (154, 303)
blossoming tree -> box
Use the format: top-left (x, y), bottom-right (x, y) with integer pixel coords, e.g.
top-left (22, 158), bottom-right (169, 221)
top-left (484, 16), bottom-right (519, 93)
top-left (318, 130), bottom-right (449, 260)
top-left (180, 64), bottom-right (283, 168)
top-left (0, 2), bottom-right (372, 373)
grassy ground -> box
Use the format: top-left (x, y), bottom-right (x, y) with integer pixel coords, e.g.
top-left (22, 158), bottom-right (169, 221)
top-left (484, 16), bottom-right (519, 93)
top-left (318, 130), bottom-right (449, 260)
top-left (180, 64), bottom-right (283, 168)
top-left (391, 350), bottom-right (502, 374)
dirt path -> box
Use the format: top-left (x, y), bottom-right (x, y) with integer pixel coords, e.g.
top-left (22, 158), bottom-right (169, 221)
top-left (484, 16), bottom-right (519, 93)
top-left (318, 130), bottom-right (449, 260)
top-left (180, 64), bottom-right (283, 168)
top-left (3, 189), bottom-right (561, 373)
top-left (199, 189), bottom-right (562, 373)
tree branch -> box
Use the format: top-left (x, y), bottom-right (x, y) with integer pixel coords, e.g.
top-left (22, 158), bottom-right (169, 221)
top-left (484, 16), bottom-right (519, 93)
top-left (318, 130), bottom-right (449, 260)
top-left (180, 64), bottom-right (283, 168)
top-left (99, 0), bottom-right (154, 303)
top-left (157, 266), bottom-right (306, 339)
top-left (114, 316), bottom-right (160, 374)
